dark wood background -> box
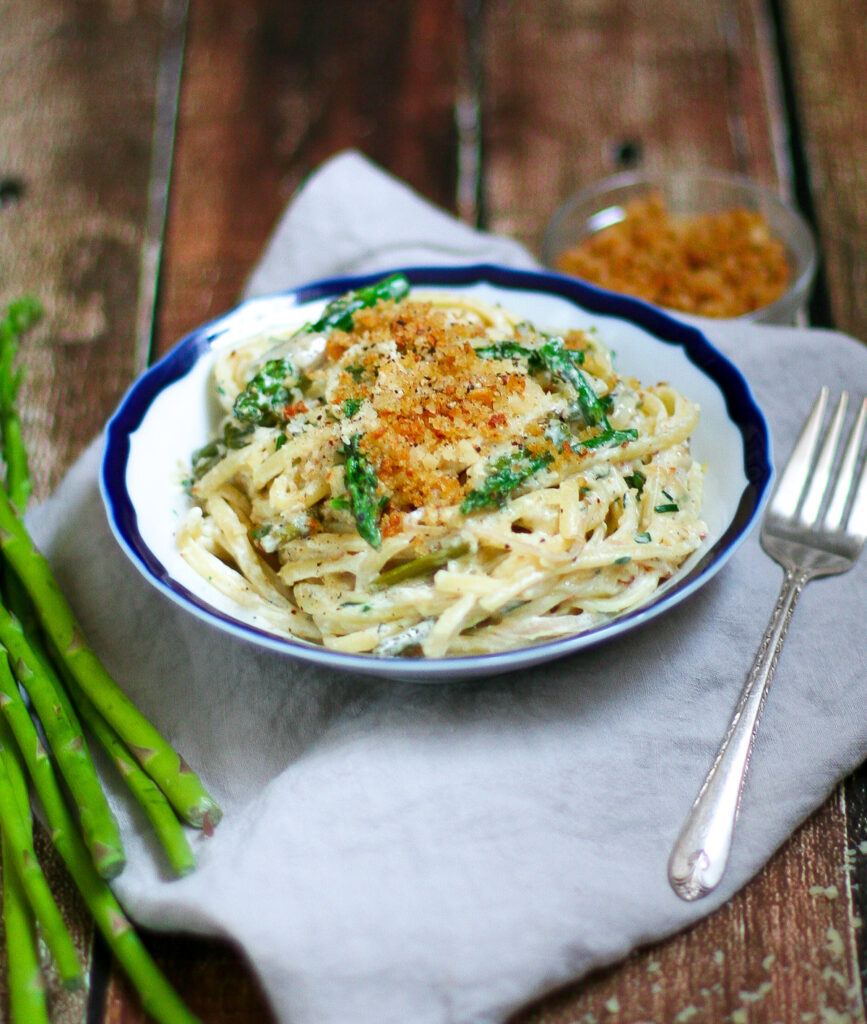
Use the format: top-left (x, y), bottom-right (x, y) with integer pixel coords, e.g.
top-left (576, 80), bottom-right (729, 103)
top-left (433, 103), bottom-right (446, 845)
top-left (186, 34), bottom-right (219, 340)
top-left (1, 1), bottom-right (865, 1021)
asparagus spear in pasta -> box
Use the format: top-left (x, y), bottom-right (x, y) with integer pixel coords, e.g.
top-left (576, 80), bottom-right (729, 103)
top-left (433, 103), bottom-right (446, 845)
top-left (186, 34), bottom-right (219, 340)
top-left (476, 332), bottom-right (619, 430)
top-left (461, 448), bottom-right (554, 514)
top-left (371, 540), bottom-right (471, 588)
top-left (308, 272), bottom-right (410, 333)
top-left (340, 434), bottom-right (387, 547)
top-left (0, 660), bottom-right (202, 1024)
top-left (233, 274), bottom-right (411, 427)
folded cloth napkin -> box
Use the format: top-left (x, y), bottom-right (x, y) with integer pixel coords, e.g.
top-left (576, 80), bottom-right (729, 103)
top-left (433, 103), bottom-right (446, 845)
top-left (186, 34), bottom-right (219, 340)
top-left (27, 151), bottom-right (867, 1024)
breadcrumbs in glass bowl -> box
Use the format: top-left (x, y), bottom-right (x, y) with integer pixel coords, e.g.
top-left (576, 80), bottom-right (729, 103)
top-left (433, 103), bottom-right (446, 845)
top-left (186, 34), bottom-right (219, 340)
top-left (542, 171), bottom-right (817, 323)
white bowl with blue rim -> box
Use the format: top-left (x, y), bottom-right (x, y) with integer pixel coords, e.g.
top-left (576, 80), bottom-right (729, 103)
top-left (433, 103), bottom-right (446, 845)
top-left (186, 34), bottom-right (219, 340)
top-left (101, 264), bottom-right (772, 681)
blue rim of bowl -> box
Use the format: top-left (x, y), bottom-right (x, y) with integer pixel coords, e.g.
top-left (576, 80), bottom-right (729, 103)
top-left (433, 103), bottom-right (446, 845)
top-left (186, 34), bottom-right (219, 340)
top-left (101, 263), bottom-right (772, 681)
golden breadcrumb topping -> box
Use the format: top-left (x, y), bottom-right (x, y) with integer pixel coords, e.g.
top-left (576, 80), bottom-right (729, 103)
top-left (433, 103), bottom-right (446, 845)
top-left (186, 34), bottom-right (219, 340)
top-left (556, 192), bottom-right (791, 317)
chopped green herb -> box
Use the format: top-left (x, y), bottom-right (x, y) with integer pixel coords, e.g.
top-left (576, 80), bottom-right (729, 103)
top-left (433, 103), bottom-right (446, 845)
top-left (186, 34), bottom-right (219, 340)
top-left (614, 555), bottom-right (631, 565)
top-left (340, 434), bottom-right (385, 547)
top-left (635, 531), bottom-right (652, 543)
top-left (625, 470), bottom-right (646, 493)
top-left (233, 358), bottom-right (296, 426)
top-left (309, 273), bottom-right (410, 334)
top-left (345, 364), bottom-right (365, 382)
top-left (330, 496), bottom-right (350, 511)
top-left (342, 397), bottom-right (363, 417)
top-left (654, 503), bottom-right (679, 514)
top-left (461, 448), bottom-right (554, 514)
top-left (275, 434), bottom-right (287, 451)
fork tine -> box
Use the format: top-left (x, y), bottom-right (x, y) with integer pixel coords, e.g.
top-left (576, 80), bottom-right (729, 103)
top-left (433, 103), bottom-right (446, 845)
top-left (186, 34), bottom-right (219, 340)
top-left (824, 396), bottom-right (867, 531)
top-left (839, 397), bottom-right (867, 540)
top-left (770, 387), bottom-right (828, 518)
top-left (799, 392), bottom-right (848, 525)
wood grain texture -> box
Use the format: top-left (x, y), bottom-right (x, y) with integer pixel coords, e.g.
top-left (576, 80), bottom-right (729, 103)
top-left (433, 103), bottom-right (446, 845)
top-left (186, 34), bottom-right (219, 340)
top-left (155, 0), bottom-right (464, 355)
top-left (0, 0), bottom-right (167, 496)
top-left (778, 0), bottom-right (867, 338)
top-left (480, 0), bottom-right (789, 253)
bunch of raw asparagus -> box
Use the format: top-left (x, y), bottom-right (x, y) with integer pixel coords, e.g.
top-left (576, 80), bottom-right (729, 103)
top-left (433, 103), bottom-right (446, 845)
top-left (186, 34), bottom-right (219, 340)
top-left (0, 299), bottom-right (219, 1023)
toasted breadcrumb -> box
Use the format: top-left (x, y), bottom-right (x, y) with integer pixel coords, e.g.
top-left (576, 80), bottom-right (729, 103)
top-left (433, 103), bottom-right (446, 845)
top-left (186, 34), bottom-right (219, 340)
top-left (331, 302), bottom-right (532, 509)
top-left (556, 192), bottom-right (791, 317)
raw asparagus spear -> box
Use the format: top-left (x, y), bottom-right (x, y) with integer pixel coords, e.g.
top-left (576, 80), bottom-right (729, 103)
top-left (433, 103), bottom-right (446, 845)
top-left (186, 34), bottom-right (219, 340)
top-left (1, 716), bottom-right (50, 1023)
top-left (0, 657), bottom-right (202, 1024)
top-left (0, 297), bottom-right (40, 513)
top-left (0, 692), bottom-right (82, 989)
top-left (0, 306), bottom-right (195, 869)
top-left (61, 668), bottom-right (196, 876)
top-left (0, 487), bottom-right (221, 829)
top-left (0, 604), bottom-right (125, 878)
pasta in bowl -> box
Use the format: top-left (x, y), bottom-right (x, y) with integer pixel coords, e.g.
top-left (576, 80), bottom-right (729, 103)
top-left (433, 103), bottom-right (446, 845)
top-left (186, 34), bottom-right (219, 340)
top-left (102, 265), bottom-right (771, 680)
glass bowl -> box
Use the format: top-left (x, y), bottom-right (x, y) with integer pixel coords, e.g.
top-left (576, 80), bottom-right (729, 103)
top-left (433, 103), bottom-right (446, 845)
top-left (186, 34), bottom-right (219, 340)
top-left (541, 171), bottom-right (818, 324)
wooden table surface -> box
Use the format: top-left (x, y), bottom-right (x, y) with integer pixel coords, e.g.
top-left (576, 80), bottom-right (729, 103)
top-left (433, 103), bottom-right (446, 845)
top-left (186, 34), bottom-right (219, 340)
top-left (1, 1), bottom-right (866, 1021)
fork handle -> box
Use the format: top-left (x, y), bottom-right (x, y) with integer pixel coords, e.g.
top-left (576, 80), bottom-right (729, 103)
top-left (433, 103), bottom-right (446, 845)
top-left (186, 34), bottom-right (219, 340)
top-left (668, 565), bottom-right (810, 900)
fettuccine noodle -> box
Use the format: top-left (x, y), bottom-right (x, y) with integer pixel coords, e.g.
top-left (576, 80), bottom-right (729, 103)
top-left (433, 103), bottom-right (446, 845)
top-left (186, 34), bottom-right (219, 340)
top-left (178, 275), bottom-right (706, 657)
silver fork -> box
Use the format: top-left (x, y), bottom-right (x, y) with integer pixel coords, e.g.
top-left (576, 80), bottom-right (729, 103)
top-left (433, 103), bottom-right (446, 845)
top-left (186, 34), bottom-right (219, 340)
top-left (668, 388), bottom-right (867, 901)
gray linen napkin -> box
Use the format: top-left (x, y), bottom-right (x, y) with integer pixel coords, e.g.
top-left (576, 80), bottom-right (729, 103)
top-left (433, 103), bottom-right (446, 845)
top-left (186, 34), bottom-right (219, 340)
top-left (27, 151), bottom-right (867, 1024)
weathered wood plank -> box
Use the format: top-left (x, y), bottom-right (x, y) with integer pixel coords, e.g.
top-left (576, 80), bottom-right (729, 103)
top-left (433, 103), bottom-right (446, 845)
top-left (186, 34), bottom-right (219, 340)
top-left (778, 0), bottom-right (867, 340)
top-left (480, 0), bottom-right (788, 252)
top-left (0, 0), bottom-right (168, 497)
top-left (780, 0), bottom-right (867, 992)
top-left (156, 0), bottom-right (465, 356)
